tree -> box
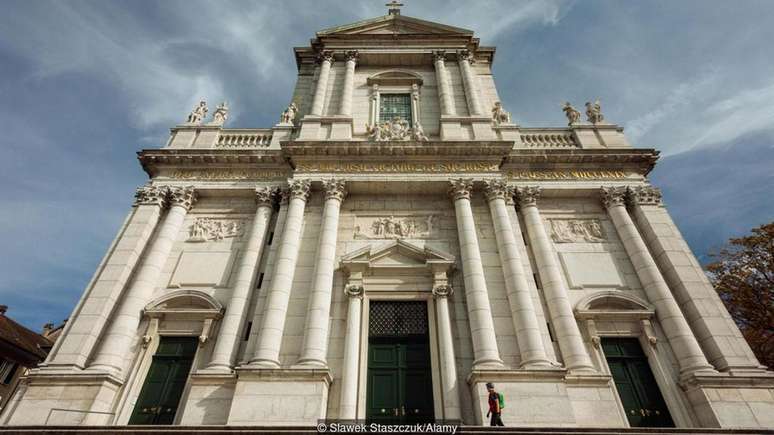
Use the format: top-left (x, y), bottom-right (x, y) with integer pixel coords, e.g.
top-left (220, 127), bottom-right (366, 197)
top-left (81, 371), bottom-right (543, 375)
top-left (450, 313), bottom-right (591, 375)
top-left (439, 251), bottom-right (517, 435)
top-left (707, 222), bottom-right (774, 369)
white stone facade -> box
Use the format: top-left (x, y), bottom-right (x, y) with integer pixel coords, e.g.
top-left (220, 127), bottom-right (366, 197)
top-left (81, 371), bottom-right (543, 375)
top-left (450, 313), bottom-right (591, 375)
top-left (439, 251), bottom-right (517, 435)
top-left (2, 9), bottom-right (773, 430)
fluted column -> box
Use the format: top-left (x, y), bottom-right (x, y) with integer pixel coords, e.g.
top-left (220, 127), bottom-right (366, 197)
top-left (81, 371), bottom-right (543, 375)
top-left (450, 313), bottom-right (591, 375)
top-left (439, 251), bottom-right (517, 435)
top-left (433, 50), bottom-right (454, 116)
top-left (457, 50), bottom-right (483, 116)
top-left (517, 186), bottom-right (594, 372)
top-left (297, 179), bottom-right (346, 367)
top-left (44, 185), bottom-right (167, 369)
top-left (338, 284), bottom-right (363, 420)
top-left (338, 51), bottom-right (358, 116)
top-left (250, 179), bottom-right (311, 367)
top-left (433, 284), bottom-right (461, 420)
top-left (601, 187), bottom-right (715, 376)
top-left (484, 180), bottom-right (552, 368)
top-left (310, 51), bottom-right (334, 116)
top-left (90, 186), bottom-right (196, 375)
top-left (449, 179), bottom-right (503, 368)
top-left (206, 187), bottom-right (275, 371)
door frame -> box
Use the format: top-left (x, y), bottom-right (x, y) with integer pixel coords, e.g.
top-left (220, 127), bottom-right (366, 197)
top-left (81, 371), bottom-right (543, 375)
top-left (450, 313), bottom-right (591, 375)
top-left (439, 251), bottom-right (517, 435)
top-left (357, 292), bottom-right (443, 421)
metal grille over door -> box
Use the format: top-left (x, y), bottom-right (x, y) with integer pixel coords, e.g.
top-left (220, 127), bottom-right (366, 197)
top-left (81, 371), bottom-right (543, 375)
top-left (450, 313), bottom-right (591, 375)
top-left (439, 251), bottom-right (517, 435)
top-left (369, 301), bottom-right (427, 337)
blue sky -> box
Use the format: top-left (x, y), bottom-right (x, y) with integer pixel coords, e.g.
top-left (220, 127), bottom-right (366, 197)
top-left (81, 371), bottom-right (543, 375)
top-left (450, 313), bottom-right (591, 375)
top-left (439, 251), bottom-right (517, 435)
top-left (1, 0), bottom-right (772, 329)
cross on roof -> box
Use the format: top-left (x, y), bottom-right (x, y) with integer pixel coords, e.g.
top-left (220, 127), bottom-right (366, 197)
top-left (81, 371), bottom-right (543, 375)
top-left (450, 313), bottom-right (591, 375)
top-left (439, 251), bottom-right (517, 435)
top-left (386, 1), bottom-right (403, 15)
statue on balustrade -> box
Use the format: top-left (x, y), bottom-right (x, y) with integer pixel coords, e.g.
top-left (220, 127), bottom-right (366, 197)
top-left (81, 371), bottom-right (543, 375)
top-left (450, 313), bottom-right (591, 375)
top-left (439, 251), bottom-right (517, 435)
top-left (280, 102), bottom-right (298, 125)
top-left (585, 99), bottom-right (604, 124)
top-left (186, 100), bottom-right (208, 124)
top-left (491, 101), bottom-right (512, 125)
top-left (562, 102), bottom-right (581, 125)
top-left (209, 101), bottom-right (229, 126)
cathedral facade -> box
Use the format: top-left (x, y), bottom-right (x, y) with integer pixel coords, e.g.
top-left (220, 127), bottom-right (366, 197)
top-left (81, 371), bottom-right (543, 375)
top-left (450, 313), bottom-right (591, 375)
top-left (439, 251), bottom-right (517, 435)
top-left (3, 6), bottom-right (773, 429)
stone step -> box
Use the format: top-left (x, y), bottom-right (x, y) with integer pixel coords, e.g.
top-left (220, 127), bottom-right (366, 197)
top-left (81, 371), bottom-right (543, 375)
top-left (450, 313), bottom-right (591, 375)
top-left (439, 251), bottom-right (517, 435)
top-left (0, 427), bottom-right (772, 435)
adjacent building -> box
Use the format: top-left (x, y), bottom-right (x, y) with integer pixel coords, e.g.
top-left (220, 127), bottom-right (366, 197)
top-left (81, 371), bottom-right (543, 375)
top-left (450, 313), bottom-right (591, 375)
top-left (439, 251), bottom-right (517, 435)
top-left (3, 5), bottom-right (773, 429)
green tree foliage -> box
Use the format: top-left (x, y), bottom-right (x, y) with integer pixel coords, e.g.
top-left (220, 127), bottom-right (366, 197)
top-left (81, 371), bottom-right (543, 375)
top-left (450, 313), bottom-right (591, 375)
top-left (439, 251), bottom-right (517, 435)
top-left (707, 222), bottom-right (774, 369)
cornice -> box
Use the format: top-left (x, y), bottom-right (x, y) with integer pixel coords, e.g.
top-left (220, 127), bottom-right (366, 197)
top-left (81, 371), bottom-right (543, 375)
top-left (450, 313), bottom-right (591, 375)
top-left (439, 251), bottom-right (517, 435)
top-left (503, 148), bottom-right (660, 175)
top-left (138, 149), bottom-right (286, 176)
top-left (281, 140), bottom-right (514, 157)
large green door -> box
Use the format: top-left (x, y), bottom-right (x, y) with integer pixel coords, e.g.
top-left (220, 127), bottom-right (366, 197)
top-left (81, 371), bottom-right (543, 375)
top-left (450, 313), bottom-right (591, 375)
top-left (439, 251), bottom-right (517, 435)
top-left (128, 336), bottom-right (198, 425)
top-left (366, 301), bottom-right (434, 424)
top-left (602, 337), bottom-right (674, 428)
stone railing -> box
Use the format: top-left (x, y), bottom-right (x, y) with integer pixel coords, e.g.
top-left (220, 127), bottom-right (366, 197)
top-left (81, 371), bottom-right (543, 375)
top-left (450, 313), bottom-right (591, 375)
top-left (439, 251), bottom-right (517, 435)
top-left (519, 129), bottom-right (578, 148)
top-left (216, 129), bottom-right (273, 148)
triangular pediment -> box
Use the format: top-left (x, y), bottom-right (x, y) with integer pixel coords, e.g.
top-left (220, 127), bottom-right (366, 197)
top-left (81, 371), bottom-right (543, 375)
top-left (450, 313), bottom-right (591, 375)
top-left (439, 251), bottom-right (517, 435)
top-left (340, 240), bottom-right (455, 273)
top-left (317, 14), bottom-right (473, 37)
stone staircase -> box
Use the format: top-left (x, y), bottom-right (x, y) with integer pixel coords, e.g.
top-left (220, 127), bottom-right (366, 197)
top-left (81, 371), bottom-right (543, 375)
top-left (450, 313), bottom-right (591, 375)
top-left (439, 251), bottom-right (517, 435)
top-left (0, 427), bottom-right (772, 435)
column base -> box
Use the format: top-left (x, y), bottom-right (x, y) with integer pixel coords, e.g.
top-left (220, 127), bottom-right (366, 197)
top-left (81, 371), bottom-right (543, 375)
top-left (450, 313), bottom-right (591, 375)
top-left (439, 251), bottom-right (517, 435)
top-left (227, 367), bottom-right (332, 425)
top-left (178, 371), bottom-right (237, 425)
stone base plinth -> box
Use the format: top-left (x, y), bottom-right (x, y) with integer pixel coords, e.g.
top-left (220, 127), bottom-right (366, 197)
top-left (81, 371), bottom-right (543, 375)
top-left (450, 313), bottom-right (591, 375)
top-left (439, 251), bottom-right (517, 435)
top-left (2, 370), bottom-right (122, 426)
top-left (177, 372), bottom-right (236, 425)
top-left (682, 373), bottom-right (774, 429)
top-left (226, 367), bottom-right (331, 425)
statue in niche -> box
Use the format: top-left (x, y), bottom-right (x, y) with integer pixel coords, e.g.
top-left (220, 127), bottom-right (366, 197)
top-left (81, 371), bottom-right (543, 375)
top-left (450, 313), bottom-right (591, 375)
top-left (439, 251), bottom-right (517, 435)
top-left (491, 101), bottom-right (512, 125)
top-left (209, 101), bottom-right (229, 126)
top-left (562, 102), bottom-right (581, 125)
top-left (280, 102), bottom-right (298, 124)
top-left (585, 99), bottom-right (604, 124)
top-left (186, 100), bottom-right (208, 124)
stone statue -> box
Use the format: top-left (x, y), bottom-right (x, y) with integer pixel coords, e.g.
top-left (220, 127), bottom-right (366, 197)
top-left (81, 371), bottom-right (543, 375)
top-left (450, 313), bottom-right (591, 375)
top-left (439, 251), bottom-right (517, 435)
top-left (585, 99), bottom-right (604, 124)
top-left (209, 101), bottom-right (229, 126)
top-left (280, 102), bottom-right (298, 124)
top-left (562, 102), bottom-right (581, 125)
top-left (187, 100), bottom-right (208, 124)
top-left (412, 123), bottom-right (428, 141)
top-left (491, 101), bottom-right (511, 125)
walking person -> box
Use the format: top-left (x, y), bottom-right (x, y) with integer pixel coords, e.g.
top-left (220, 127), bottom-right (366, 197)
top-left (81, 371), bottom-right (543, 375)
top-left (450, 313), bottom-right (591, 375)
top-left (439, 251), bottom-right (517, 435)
top-left (486, 382), bottom-right (505, 426)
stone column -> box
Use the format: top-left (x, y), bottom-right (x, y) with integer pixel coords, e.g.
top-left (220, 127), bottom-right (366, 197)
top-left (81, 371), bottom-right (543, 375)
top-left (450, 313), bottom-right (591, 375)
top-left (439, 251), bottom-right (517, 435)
top-left (484, 180), bottom-right (552, 368)
top-left (206, 187), bottom-right (275, 371)
top-left (310, 51), bottom-right (334, 116)
top-left (338, 51), bottom-right (358, 116)
top-left (90, 186), bottom-right (196, 375)
top-left (433, 284), bottom-right (461, 420)
top-left (297, 179), bottom-right (347, 367)
top-left (44, 185), bottom-right (167, 369)
top-left (448, 179), bottom-right (503, 368)
top-left (601, 187), bottom-right (715, 376)
top-left (517, 186), bottom-right (594, 372)
top-left (457, 50), bottom-right (483, 116)
top-left (338, 284), bottom-right (363, 420)
top-left (433, 51), bottom-right (454, 116)
top-left (249, 179), bottom-right (311, 367)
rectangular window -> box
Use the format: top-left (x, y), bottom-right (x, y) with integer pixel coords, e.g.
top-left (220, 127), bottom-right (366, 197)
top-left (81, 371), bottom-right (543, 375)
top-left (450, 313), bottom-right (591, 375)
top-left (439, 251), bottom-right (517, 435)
top-left (0, 359), bottom-right (17, 384)
top-left (379, 94), bottom-right (412, 125)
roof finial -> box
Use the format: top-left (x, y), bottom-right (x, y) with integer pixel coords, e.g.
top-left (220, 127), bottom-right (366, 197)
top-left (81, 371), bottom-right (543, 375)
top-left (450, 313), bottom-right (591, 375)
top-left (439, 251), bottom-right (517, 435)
top-left (386, 0), bottom-right (403, 15)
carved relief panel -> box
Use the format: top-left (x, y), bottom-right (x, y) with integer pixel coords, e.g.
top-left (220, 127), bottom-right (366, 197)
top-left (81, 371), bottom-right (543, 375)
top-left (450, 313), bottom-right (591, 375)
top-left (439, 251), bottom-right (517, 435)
top-left (354, 214), bottom-right (438, 239)
top-left (549, 219), bottom-right (605, 243)
top-left (187, 218), bottom-right (245, 242)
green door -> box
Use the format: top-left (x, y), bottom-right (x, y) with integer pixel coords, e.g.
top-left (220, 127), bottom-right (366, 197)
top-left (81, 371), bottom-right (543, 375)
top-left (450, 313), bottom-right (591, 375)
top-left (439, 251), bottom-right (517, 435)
top-left (128, 336), bottom-right (198, 425)
top-left (602, 337), bottom-right (674, 428)
top-left (366, 301), bottom-right (434, 424)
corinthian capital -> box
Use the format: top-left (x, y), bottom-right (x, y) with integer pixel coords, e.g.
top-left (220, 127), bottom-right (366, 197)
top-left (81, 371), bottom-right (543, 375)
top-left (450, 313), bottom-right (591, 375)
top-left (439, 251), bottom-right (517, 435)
top-left (133, 185), bottom-right (168, 208)
top-left (628, 186), bottom-right (663, 207)
top-left (483, 179), bottom-right (514, 203)
top-left (287, 179), bottom-right (311, 201)
top-left (322, 178), bottom-right (347, 202)
top-left (600, 186), bottom-right (628, 209)
top-left (344, 50), bottom-right (359, 63)
top-left (316, 50), bottom-right (334, 65)
top-left (433, 50), bottom-right (447, 63)
top-left (254, 186), bottom-right (276, 208)
top-left (515, 186), bottom-right (541, 208)
top-left (448, 178), bottom-right (474, 201)
top-left (457, 49), bottom-right (474, 63)
top-left (168, 186), bottom-right (197, 211)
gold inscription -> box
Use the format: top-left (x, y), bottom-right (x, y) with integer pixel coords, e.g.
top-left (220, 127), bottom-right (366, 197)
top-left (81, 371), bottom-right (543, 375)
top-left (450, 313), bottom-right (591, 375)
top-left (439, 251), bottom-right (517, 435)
top-left (507, 170), bottom-right (629, 180)
top-left (171, 169), bottom-right (288, 180)
top-left (296, 162), bottom-right (499, 173)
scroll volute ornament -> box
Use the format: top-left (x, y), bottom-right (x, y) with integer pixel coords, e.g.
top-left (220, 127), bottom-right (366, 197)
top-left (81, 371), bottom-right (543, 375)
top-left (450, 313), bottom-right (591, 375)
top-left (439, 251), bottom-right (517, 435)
top-left (483, 179), bottom-right (514, 203)
top-left (344, 284), bottom-right (364, 298)
top-left (168, 186), bottom-right (197, 211)
top-left (600, 186), bottom-right (628, 210)
top-left (448, 178), bottom-right (474, 201)
top-left (322, 178), bottom-right (347, 202)
top-left (134, 185), bottom-right (168, 208)
top-left (432, 284), bottom-right (453, 298)
top-left (628, 186), bottom-right (663, 207)
top-left (287, 179), bottom-right (311, 201)
top-left (515, 186), bottom-right (541, 208)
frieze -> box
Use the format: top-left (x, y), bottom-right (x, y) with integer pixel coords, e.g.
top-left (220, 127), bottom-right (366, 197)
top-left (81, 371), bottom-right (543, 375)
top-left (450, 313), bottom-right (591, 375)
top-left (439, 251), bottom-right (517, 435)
top-left (354, 214), bottom-right (437, 240)
top-left (295, 162), bottom-right (499, 173)
top-left (507, 170), bottom-right (629, 180)
top-left (188, 218), bottom-right (245, 242)
top-left (549, 219), bottom-right (605, 243)
top-left (171, 169), bottom-right (288, 180)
